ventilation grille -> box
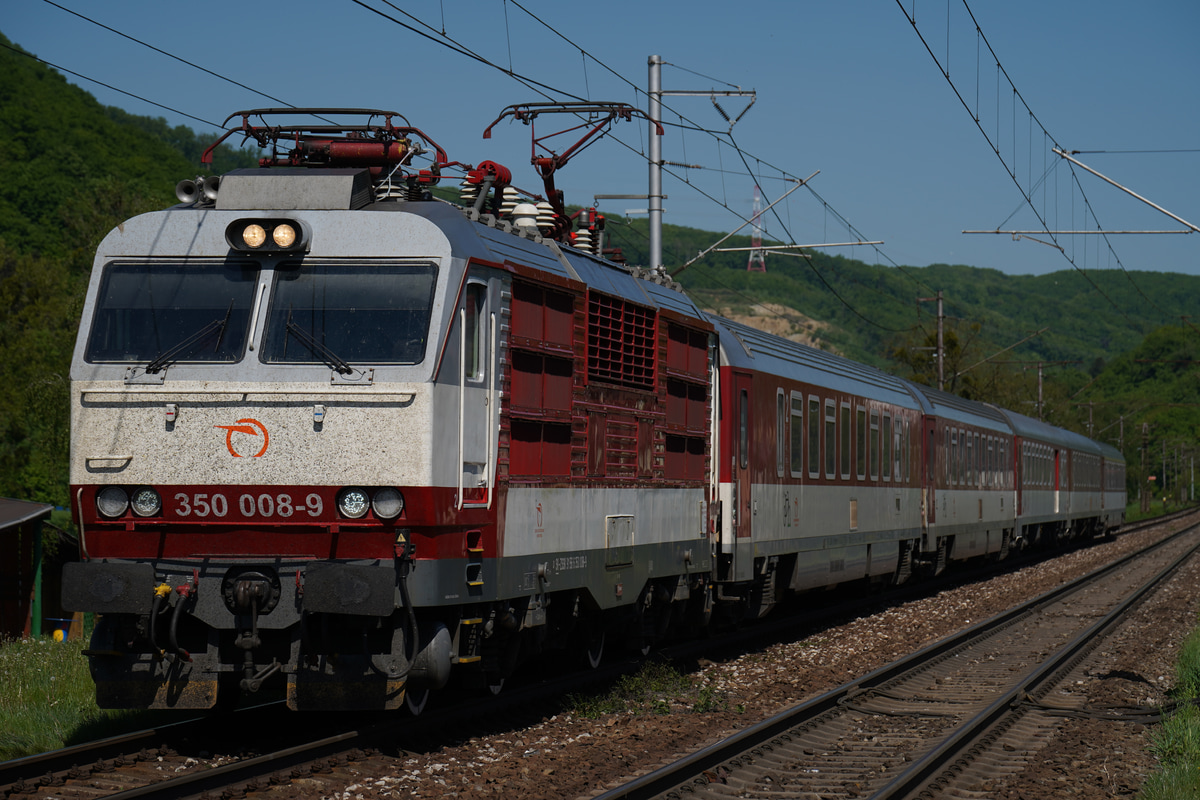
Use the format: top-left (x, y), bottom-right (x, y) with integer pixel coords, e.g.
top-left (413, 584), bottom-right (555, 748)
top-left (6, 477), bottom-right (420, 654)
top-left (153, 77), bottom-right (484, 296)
top-left (588, 293), bottom-right (656, 390)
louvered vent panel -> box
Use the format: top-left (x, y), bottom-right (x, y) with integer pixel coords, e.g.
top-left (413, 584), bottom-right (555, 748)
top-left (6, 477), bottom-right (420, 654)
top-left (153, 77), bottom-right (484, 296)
top-left (588, 293), bottom-right (656, 390)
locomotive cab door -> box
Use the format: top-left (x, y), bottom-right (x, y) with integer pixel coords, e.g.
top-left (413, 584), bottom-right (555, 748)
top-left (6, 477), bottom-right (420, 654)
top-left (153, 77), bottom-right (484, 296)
top-left (458, 278), bottom-right (496, 509)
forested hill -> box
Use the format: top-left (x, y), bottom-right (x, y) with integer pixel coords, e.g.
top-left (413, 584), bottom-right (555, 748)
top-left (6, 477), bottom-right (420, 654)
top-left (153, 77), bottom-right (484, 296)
top-left (0, 33), bottom-right (253, 505)
top-left (0, 33), bottom-right (253, 259)
top-left (0, 28), bottom-right (1195, 506)
top-left (600, 217), bottom-right (1199, 371)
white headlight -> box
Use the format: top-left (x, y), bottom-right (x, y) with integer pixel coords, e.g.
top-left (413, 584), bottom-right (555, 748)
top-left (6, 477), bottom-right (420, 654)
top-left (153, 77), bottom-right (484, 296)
top-left (130, 487), bottom-right (162, 517)
top-left (372, 488), bottom-right (405, 519)
top-left (96, 486), bottom-right (129, 518)
top-left (272, 223), bottom-right (297, 247)
top-left (242, 224), bottom-right (267, 248)
top-left (337, 488), bottom-right (370, 519)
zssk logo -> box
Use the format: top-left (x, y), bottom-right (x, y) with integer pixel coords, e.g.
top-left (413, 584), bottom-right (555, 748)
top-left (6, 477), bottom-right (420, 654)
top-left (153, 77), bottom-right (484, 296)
top-left (214, 418), bottom-right (270, 458)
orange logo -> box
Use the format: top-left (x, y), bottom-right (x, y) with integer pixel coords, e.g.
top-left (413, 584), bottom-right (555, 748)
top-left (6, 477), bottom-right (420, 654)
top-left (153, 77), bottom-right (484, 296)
top-left (214, 418), bottom-right (269, 458)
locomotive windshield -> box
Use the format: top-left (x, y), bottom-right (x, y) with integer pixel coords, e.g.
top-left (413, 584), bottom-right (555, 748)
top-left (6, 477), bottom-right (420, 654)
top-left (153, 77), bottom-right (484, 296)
top-left (260, 262), bottom-right (436, 366)
top-left (84, 261), bottom-right (259, 363)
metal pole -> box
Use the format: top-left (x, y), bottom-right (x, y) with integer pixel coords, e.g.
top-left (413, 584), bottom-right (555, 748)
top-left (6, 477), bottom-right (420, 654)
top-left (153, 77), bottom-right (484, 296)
top-left (31, 525), bottom-right (42, 638)
top-left (1037, 362), bottom-right (1044, 420)
top-left (936, 291), bottom-right (944, 392)
top-left (648, 55), bottom-right (663, 274)
top-left (1141, 423), bottom-right (1149, 514)
top-left (1053, 148), bottom-right (1200, 233)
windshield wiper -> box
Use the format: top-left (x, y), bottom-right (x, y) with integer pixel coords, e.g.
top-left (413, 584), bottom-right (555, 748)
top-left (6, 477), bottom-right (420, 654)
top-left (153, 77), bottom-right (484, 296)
top-left (145, 301), bottom-right (234, 374)
top-left (285, 309), bottom-right (353, 374)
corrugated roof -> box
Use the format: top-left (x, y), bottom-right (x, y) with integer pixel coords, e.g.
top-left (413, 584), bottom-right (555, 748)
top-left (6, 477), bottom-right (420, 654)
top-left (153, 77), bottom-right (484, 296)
top-left (707, 314), bottom-right (920, 406)
top-left (0, 498), bottom-right (53, 530)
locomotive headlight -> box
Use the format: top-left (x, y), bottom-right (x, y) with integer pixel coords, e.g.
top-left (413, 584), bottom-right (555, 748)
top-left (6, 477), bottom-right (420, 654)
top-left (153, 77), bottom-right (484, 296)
top-left (130, 487), bottom-right (162, 517)
top-left (337, 488), bottom-right (370, 519)
top-left (96, 486), bottom-right (129, 518)
top-left (226, 219), bottom-right (310, 253)
top-left (372, 488), bottom-right (405, 519)
top-left (272, 223), bottom-right (297, 248)
top-left (242, 224), bottom-right (267, 248)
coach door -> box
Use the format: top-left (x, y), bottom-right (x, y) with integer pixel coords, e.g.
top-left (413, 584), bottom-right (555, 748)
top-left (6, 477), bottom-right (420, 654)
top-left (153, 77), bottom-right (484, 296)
top-left (922, 417), bottom-right (937, 529)
top-left (458, 278), bottom-right (495, 509)
top-left (732, 372), bottom-right (755, 581)
top-left (1054, 449), bottom-right (1063, 515)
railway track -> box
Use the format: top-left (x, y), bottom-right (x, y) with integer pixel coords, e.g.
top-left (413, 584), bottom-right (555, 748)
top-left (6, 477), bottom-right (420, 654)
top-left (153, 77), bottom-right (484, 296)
top-left (4, 510), bottom-right (1194, 800)
top-left (0, 652), bottom-right (635, 800)
top-left (594, 518), bottom-right (1200, 800)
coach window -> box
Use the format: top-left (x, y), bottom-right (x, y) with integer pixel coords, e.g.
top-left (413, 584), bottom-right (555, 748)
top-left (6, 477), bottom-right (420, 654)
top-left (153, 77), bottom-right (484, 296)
top-left (840, 403), bottom-right (851, 480)
top-left (988, 437), bottom-right (996, 489)
top-left (855, 407), bottom-right (866, 479)
top-left (975, 433), bottom-right (982, 488)
top-left (808, 397), bottom-right (820, 478)
top-left (1001, 439), bottom-right (1007, 488)
top-left (940, 428), bottom-right (947, 485)
top-left (790, 393), bottom-right (804, 477)
top-left (776, 389), bottom-right (786, 477)
top-left (882, 412), bottom-right (892, 481)
top-left (824, 400), bottom-right (836, 479)
top-left (966, 433), bottom-right (975, 487)
top-left (949, 430), bottom-right (957, 486)
top-left (873, 412), bottom-right (883, 482)
top-left (961, 429), bottom-right (968, 485)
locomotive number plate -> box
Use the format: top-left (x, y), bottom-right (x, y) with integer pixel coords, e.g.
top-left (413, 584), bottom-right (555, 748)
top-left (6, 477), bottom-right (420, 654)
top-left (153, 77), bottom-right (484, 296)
top-left (173, 491), bottom-right (324, 519)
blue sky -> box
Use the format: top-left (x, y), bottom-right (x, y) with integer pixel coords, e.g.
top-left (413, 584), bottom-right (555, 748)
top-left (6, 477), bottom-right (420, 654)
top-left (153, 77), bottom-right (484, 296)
top-left (6, 0), bottom-right (1198, 278)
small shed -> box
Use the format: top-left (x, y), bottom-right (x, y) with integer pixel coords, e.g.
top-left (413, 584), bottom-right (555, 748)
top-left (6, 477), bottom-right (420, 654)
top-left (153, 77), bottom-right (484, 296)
top-left (0, 497), bottom-right (54, 638)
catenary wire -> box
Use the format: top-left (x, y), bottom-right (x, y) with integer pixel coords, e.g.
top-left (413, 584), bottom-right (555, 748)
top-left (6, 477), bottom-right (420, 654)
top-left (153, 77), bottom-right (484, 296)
top-left (1, 41), bottom-right (220, 128)
top-left (896, 0), bottom-right (1171, 330)
top-left (39, 0), bottom-right (299, 111)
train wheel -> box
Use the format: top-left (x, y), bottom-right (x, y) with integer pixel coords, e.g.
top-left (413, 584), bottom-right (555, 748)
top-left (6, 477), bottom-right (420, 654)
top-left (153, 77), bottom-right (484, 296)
top-left (486, 676), bottom-right (505, 696)
top-left (404, 686), bottom-right (430, 716)
top-left (583, 630), bottom-right (605, 669)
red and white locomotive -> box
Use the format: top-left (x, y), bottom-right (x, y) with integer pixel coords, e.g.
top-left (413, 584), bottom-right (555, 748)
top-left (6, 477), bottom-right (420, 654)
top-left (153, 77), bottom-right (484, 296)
top-left (65, 109), bottom-right (1125, 711)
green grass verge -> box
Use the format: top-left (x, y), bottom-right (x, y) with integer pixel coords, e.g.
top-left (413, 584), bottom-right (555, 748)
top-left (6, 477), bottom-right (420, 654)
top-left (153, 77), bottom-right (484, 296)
top-left (0, 635), bottom-right (167, 762)
top-left (0, 635), bottom-right (102, 760)
top-left (564, 659), bottom-right (741, 719)
top-left (1139, 627), bottom-right (1200, 799)
top-left (1124, 500), bottom-right (1196, 525)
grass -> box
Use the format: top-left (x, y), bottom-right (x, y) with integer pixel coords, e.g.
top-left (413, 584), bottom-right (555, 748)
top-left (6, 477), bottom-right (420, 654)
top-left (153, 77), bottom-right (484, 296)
top-left (0, 634), bottom-right (166, 762)
top-left (1124, 499), bottom-right (1196, 525)
top-left (0, 635), bottom-right (104, 760)
top-left (564, 660), bottom-right (740, 719)
top-left (1138, 627), bottom-right (1200, 799)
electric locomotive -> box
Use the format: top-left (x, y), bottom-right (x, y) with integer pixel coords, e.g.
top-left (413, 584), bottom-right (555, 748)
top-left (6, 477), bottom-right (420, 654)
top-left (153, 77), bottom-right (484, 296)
top-left (64, 109), bottom-right (716, 711)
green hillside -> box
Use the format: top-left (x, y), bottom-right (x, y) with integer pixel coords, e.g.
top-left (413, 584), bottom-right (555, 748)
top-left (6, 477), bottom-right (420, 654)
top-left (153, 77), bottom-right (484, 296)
top-left (603, 216), bottom-right (1197, 372)
top-left (0, 34), bottom-right (251, 505)
top-left (0, 29), bottom-right (1195, 507)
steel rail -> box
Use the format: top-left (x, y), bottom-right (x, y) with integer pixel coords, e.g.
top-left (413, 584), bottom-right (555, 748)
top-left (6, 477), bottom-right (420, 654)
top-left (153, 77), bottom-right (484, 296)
top-left (0, 704), bottom-right (281, 792)
top-left (592, 520), bottom-right (1199, 800)
top-left (869, 531), bottom-right (1200, 799)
